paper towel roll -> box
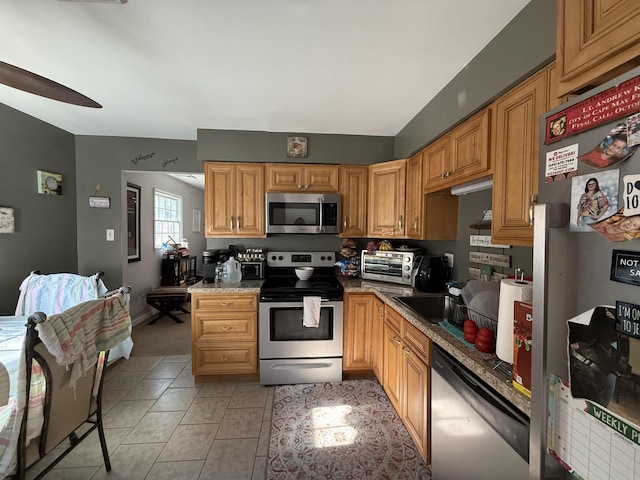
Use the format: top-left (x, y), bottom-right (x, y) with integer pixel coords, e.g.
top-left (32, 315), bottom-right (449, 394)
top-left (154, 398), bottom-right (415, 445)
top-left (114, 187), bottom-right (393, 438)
top-left (496, 279), bottom-right (533, 363)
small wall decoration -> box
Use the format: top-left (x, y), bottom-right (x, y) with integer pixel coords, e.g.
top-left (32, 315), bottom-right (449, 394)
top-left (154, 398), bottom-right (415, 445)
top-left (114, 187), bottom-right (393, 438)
top-left (192, 208), bottom-right (201, 233)
top-left (88, 184), bottom-right (111, 208)
top-left (0, 207), bottom-right (15, 233)
top-left (287, 136), bottom-right (308, 158)
top-left (610, 250), bottom-right (640, 286)
top-left (37, 170), bottom-right (62, 195)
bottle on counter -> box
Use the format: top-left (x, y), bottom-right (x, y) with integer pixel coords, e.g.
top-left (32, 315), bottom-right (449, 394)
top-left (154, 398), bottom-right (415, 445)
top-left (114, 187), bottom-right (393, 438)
top-left (223, 256), bottom-right (242, 283)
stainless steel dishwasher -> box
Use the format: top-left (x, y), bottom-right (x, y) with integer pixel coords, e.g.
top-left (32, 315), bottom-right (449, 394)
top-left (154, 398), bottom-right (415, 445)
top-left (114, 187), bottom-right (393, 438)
top-left (431, 344), bottom-right (530, 480)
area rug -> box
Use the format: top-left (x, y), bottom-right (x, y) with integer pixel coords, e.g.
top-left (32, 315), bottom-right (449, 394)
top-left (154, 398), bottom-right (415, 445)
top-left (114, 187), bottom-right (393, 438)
top-left (268, 379), bottom-right (431, 480)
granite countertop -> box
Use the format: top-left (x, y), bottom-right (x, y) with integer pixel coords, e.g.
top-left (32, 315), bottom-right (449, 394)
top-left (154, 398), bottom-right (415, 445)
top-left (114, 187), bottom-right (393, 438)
top-left (187, 279), bottom-right (263, 294)
top-left (186, 276), bottom-right (531, 417)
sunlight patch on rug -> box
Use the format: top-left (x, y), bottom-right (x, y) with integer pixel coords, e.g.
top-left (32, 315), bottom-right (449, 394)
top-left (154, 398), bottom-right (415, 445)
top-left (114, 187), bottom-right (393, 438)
top-left (268, 379), bottom-right (431, 480)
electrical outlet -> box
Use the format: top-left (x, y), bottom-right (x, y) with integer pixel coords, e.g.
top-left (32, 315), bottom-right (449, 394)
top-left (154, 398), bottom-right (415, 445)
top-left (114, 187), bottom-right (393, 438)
top-left (444, 253), bottom-right (454, 268)
top-left (106, 229), bottom-right (115, 241)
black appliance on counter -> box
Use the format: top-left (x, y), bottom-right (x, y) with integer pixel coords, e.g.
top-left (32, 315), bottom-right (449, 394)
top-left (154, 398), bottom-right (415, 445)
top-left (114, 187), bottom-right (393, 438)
top-left (202, 249), bottom-right (229, 284)
top-left (414, 255), bottom-right (450, 293)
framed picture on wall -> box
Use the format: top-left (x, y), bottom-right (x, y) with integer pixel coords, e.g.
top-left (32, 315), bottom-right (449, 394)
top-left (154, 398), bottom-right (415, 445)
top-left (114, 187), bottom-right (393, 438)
top-left (127, 183), bottom-right (141, 262)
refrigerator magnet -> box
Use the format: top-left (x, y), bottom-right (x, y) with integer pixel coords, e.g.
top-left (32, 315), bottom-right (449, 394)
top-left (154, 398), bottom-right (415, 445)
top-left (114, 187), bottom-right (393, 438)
top-left (610, 249), bottom-right (640, 286)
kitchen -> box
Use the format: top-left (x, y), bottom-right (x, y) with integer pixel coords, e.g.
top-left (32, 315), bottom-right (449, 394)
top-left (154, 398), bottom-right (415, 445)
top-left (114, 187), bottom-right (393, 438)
top-left (3, 1), bottom-right (640, 479)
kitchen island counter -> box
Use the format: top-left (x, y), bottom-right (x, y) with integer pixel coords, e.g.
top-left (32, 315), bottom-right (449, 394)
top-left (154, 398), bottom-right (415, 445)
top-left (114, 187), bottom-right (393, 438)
top-left (187, 279), bottom-right (263, 294)
top-left (339, 277), bottom-right (531, 417)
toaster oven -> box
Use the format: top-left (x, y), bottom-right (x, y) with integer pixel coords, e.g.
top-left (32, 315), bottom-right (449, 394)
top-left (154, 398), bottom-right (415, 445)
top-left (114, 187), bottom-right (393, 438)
top-left (360, 250), bottom-right (422, 286)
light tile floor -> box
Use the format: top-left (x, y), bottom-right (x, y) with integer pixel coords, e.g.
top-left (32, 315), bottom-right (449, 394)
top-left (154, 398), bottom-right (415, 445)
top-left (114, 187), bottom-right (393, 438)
top-left (31, 355), bottom-right (273, 480)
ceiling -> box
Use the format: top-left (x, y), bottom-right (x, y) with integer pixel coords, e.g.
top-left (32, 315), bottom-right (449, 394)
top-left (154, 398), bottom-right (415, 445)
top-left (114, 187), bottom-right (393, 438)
top-left (1, 0), bottom-right (531, 142)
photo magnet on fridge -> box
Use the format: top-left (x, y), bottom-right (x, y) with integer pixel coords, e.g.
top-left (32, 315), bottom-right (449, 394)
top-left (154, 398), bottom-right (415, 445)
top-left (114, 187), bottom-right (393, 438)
top-left (570, 170), bottom-right (619, 232)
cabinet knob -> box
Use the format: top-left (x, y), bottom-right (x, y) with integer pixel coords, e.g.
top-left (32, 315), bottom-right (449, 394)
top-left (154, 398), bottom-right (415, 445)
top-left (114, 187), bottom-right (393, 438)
top-left (236, 216), bottom-right (241, 229)
top-left (220, 357), bottom-right (230, 361)
top-left (229, 217), bottom-right (235, 231)
top-left (414, 217), bottom-right (419, 231)
top-left (398, 215), bottom-right (403, 230)
top-left (221, 302), bottom-right (232, 307)
top-left (393, 336), bottom-right (401, 345)
top-left (221, 326), bottom-right (233, 331)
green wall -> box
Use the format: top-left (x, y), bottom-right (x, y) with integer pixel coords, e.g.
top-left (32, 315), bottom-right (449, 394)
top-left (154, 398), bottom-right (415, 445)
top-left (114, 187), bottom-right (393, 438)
top-left (0, 103), bottom-right (77, 315)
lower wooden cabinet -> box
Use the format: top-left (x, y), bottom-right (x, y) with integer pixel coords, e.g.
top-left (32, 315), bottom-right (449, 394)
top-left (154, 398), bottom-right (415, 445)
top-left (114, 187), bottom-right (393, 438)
top-left (371, 296), bottom-right (385, 382)
top-left (382, 304), bottom-right (431, 463)
top-left (343, 293), bottom-right (375, 372)
top-left (191, 293), bottom-right (258, 377)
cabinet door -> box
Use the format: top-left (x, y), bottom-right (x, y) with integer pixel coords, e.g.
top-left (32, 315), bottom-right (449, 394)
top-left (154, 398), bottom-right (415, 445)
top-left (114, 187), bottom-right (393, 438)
top-left (492, 67), bottom-right (549, 246)
top-left (423, 136), bottom-right (450, 191)
top-left (204, 162), bottom-right (235, 237)
top-left (367, 159), bottom-right (407, 238)
top-left (304, 165), bottom-right (339, 192)
top-left (235, 163), bottom-right (265, 237)
top-left (265, 164), bottom-right (304, 192)
top-left (339, 165), bottom-right (368, 237)
top-left (449, 108), bottom-right (491, 183)
top-left (343, 293), bottom-right (374, 371)
top-left (405, 152), bottom-right (424, 239)
top-left (382, 321), bottom-right (403, 413)
top-left (372, 296), bottom-right (384, 383)
top-left (402, 346), bottom-right (430, 463)
top-left (557, 0), bottom-right (640, 96)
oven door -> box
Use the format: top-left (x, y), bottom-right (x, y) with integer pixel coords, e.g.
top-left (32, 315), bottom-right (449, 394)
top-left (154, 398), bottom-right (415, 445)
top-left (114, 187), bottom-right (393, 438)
top-left (259, 300), bottom-right (343, 359)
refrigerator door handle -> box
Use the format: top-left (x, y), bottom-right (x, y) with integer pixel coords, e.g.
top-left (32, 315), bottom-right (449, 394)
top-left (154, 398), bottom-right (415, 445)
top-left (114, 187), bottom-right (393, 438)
top-left (529, 194), bottom-right (537, 226)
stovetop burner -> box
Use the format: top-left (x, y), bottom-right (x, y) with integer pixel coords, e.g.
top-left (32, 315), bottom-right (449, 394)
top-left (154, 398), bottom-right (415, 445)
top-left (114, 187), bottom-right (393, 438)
top-left (260, 251), bottom-right (344, 302)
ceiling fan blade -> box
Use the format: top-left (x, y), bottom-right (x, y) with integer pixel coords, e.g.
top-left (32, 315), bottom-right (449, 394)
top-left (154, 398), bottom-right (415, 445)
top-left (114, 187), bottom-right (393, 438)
top-left (0, 60), bottom-right (101, 108)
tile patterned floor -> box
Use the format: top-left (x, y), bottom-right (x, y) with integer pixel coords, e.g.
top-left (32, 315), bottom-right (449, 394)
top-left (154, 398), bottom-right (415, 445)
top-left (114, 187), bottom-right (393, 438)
top-left (30, 355), bottom-right (273, 480)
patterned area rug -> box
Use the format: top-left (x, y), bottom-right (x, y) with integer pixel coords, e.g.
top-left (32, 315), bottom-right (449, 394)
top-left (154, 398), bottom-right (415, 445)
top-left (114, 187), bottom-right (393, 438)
top-left (268, 379), bottom-right (431, 479)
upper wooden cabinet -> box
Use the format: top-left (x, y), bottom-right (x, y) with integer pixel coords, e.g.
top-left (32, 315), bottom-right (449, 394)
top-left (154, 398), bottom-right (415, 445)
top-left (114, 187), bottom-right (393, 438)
top-left (339, 165), bottom-right (368, 238)
top-left (405, 152), bottom-right (424, 239)
top-left (367, 159), bottom-right (407, 238)
top-left (424, 108), bottom-right (492, 193)
top-left (204, 162), bottom-right (265, 238)
top-left (265, 163), bottom-right (339, 192)
top-left (556, 0), bottom-right (640, 97)
top-left (491, 64), bottom-right (554, 246)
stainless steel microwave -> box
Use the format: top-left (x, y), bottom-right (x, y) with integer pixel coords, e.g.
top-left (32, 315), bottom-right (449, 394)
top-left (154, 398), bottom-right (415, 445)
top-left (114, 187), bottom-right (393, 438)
top-left (265, 193), bottom-right (341, 234)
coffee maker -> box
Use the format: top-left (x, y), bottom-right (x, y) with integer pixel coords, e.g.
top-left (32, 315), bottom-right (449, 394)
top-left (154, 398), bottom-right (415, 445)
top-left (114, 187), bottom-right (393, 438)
top-left (414, 256), bottom-right (450, 293)
top-left (202, 249), bottom-right (229, 284)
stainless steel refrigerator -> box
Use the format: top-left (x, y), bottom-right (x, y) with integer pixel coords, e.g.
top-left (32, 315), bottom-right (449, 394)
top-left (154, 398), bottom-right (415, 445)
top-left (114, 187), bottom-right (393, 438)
top-left (532, 65), bottom-right (640, 480)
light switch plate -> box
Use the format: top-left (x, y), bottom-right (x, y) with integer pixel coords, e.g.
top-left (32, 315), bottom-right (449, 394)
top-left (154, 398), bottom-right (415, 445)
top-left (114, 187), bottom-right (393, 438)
top-left (444, 253), bottom-right (454, 268)
top-left (106, 229), bottom-right (115, 241)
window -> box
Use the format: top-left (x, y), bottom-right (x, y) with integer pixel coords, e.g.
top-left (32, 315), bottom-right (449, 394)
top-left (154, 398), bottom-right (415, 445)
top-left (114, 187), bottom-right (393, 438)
top-left (154, 189), bottom-right (182, 249)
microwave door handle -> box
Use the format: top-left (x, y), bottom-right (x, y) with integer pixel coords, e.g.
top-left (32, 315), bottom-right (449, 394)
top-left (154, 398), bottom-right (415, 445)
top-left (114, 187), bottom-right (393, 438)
top-left (318, 198), bottom-right (324, 233)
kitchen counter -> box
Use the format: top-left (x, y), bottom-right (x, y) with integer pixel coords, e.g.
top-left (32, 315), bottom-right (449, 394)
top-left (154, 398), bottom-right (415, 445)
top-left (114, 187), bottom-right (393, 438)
top-left (187, 279), bottom-right (263, 294)
top-left (187, 276), bottom-right (531, 417)
top-left (338, 277), bottom-right (531, 417)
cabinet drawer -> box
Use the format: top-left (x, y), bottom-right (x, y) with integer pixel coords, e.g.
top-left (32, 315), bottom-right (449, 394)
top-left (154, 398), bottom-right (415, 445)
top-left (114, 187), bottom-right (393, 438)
top-left (192, 294), bottom-right (257, 311)
top-left (384, 305), bottom-right (403, 334)
top-left (193, 342), bottom-right (258, 375)
top-left (403, 321), bottom-right (431, 366)
top-left (193, 312), bottom-right (257, 342)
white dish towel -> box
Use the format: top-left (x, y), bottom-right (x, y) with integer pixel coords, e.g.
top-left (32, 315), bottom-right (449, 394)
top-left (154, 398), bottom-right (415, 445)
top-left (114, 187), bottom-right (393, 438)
top-left (303, 296), bottom-right (321, 328)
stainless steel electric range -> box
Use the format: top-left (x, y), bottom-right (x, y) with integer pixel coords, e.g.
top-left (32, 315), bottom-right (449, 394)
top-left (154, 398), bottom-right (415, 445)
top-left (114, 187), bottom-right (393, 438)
top-left (259, 251), bottom-right (344, 385)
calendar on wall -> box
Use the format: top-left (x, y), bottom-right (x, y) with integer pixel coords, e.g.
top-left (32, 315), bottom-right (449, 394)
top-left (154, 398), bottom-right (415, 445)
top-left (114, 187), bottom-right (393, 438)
top-left (547, 374), bottom-right (640, 480)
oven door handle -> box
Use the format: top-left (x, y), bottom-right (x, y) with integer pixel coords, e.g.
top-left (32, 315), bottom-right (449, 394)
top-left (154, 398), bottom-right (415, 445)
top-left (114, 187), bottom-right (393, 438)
top-left (268, 362), bottom-right (335, 370)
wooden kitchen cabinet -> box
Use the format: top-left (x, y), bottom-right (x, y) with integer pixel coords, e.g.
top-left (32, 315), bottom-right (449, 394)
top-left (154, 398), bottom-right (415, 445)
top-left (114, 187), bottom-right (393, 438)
top-left (204, 162), bottom-right (265, 238)
top-left (382, 305), bottom-right (431, 463)
top-left (338, 165), bottom-right (368, 237)
top-left (556, 0), bottom-right (640, 97)
top-left (382, 305), bottom-right (403, 412)
top-left (372, 295), bottom-right (385, 383)
top-left (367, 159), bottom-right (407, 238)
top-left (405, 151), bottom-right (424, 239)
top-left (265, 163), bottom-right (339, 192)
top-left (424, 107), bottom-right (492, 193)
top-left (343, 292), bottom-right (375, 372)
top-left (491, 64), bottom-right (554, 246)
top-left (191, 293), bottom-right (258, 379)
